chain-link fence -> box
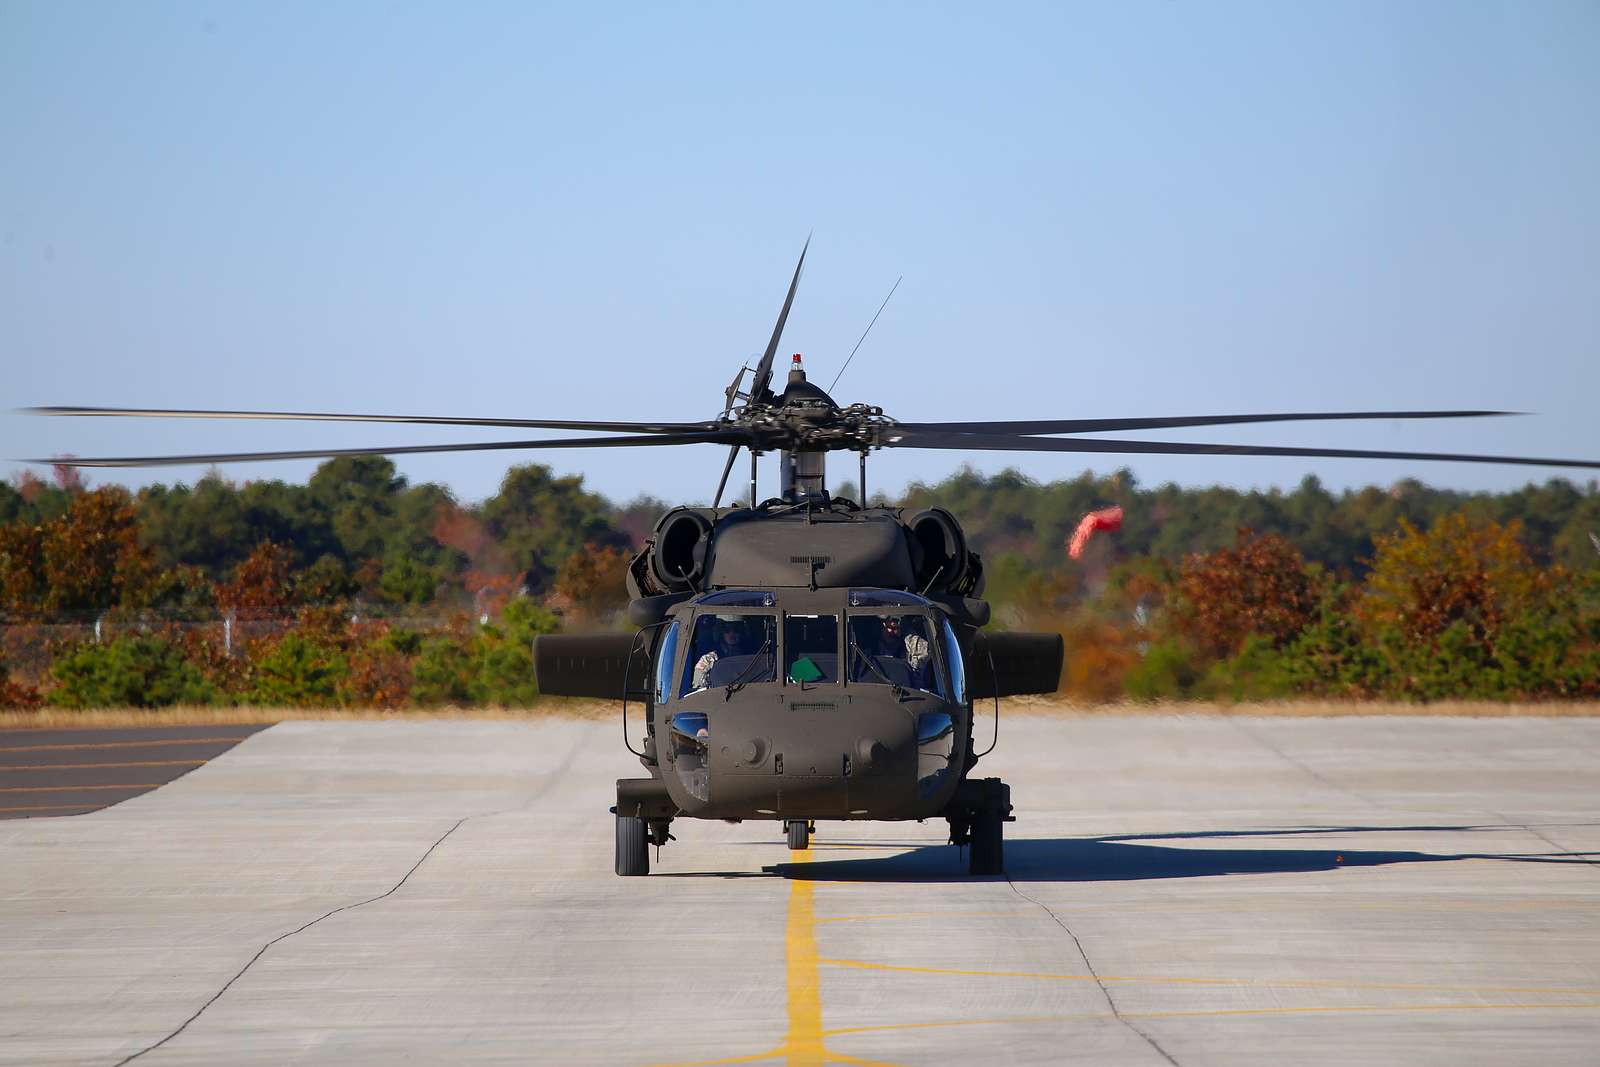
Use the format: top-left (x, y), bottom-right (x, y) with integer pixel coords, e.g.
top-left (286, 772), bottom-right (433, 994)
top-left (0, 609), bottom-right (461, 686)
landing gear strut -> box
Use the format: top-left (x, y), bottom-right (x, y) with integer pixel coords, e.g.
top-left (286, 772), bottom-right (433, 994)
top-left (614, 779), bottom-right (676, 878)
top-left (946, 777), bottom-right (1013, 876)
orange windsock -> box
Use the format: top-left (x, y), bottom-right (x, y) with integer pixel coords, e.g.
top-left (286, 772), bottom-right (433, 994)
top-left (1068, 506), bottom-right (1124, 560)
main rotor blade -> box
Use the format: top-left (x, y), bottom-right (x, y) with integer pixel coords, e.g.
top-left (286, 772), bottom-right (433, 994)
top-left (748, 237), bottom-right (810, 405)
top-left (898, 410), bottom-right (1518, 437)
top-left (24, 406), bottom-right (714, 435)
top-left (883, 428), bottom-right (1600, 472)
top-left (31, 429), bottom-right (754, 469)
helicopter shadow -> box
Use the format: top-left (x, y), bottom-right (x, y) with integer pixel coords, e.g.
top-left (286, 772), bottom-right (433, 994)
top-left (765, 825), bottom-right (1598, 883)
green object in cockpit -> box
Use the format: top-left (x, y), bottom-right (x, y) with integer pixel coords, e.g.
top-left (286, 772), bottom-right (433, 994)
top-left (789, 656), bottom-right (823, 683)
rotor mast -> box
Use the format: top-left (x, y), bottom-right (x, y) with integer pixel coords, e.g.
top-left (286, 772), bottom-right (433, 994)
top-left (778, 354), bottom-right (827, 501)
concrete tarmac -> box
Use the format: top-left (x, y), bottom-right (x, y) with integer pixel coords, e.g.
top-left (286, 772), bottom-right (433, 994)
top-left (1, 716), bottom-right (1597, 1065)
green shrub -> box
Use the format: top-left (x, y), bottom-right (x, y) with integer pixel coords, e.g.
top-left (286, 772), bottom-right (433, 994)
top-left (1123, 639), bottom-right (1202, 701)
top-left (1195, 635), bottom-right (1297, 702)
top-left (48, 636), bottom-right (215, 708)
top-left (246, 632), bottom-right (348, 706)
top-left (411, 633), bottom-right (474, 705)
top-left (410, 599), bottom-right (561, 706)
top-left (467, 599), bottom-right (561, 705)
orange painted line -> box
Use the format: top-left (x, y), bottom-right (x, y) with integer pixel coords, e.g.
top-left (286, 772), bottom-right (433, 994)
top-left (0, 784), bottom-right (160, 793)
top-left (0, 803), bottom-right (104, 813)
top-left (0, 737), bottom-right (249, 754)
top-left (0, 759), bottom-right (207, 771)
top-left (819, 957), bottom-right (1600, 997)
top-left (820, 1002), bottom-right (1600, 1038)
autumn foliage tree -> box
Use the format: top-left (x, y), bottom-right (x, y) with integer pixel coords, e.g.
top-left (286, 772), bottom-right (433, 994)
top-left (1172, 529), bottom-right (1324, 659)
top-left (1359, 514), bottom-right (1541, 655)
top-left (551, 544), bottom-right (632, 621)
top-left (0, 488), bottom-right (149, 618)
top-left (215, 542), bottom-right (294, 619)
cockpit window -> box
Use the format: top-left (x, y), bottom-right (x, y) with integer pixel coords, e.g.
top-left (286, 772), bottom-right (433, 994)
top-left (697, 589), bottom-right (776, 607)
top-left (847, 614), bottom-right (946, 697)
top-left (681, 613), bottom-right (776, 696)
top-left (654, 619), bottom-right (680, 704)
top-left (940, 617), bottom-right (967, 704)
top-left (784, 614), bottom-right (839, 684)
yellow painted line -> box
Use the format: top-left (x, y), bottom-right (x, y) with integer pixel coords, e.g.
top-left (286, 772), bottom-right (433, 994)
top-left (0, 784), bottom-right (159, 793)
top-left (0, 803), bottom-right (104, 813)
top-left (821, 1002), bottom-right (1600, 1039)
top-left (826, 1015), bottom-right (1090, 1038)
top-left (819, 957), bottom-right (1600, 997)
top-left (817, 910), bottom-right (1036, 925)
top-left (1129, 1002), bottom-right (1600, 1021)
top-left (783, 847), bottom-right (828, 1067)
top-left (644, 845), bottom-right (908, 1067)
top-left (0, 737), bottom-right (250, 754)
top-left (0, 760), bottom-right (206, 771)
top-left (823, 957), bottom-right (1098, 984)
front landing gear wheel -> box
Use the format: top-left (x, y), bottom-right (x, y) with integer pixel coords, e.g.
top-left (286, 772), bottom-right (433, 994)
top-left (969, 812), bottom-right (1004, 875)
top-left (787, 819), bottom-right (810, 851)
top-left (616, 814), bottom-right (649, 876)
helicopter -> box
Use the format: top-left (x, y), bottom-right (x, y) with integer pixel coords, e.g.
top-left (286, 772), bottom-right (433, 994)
top-left (26, 240), bottom-right (1600, 877)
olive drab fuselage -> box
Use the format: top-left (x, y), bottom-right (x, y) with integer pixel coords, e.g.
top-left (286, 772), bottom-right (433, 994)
top-left (647, 586), bottom-right (971, 822)
top-left (531, 479), bottom-right (1059, 881)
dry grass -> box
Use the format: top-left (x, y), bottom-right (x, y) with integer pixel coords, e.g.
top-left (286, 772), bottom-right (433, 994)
top-left (0, 699), bottom-right (621, 730)
top-left (3, 697), bottom-right (1599, 729)
top-left (998, 695), bottom-right (1600, 718)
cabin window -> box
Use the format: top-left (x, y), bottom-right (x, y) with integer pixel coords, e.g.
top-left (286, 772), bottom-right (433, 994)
top-left (847, 614), bottom-right (944, 697)
top-left (784, 614), bottom-right (839, 684)
top-left (654, 619), bottom-right (681, 704)
top-left (680, 613), bottom-right (776, 695)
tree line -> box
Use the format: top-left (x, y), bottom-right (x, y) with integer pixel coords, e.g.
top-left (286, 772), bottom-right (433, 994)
top-left (1, 461), bottom-right (1596, 707)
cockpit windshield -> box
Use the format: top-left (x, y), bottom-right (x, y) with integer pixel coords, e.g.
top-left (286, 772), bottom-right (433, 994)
top-left (680, 613), bottom-right (776, 696)
top-left (785, 614), bottom-right (839, 684)
top-left (847, 614), bottom-right (947, 698)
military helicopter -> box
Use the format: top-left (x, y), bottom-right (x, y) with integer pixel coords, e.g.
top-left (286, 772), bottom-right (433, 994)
top-left (27, 241), bottom-right (1600, 877)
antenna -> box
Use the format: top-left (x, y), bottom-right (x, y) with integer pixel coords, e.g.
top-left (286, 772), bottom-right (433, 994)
top-left (828, 276), bottom-right (902, 394)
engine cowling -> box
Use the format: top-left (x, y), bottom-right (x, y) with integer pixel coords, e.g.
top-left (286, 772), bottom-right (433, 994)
top-left (646, 508), bottom-right (714, 593)
top-left (625, 501), bottom-right (983, 598)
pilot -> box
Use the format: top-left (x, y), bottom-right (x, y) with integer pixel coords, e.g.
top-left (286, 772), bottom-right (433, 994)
top-left (692, 617), bottom-right (752, 689)
top-left (882, 616), bottom-right (931, 673)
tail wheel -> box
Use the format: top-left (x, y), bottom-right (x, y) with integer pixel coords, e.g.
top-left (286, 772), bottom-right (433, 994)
top-left (616, 814), bottom-right (649, 876)
top-left (786, 819), bottom-right (810, 851)
top-left (969, 812), bottom-right (1004, 876)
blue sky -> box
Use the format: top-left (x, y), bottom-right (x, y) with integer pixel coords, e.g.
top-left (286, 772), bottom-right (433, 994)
top-left (4, 1), bottom-right (1596, 506)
